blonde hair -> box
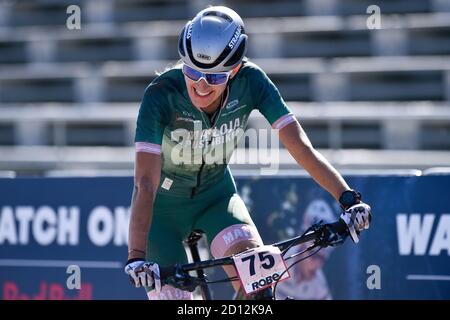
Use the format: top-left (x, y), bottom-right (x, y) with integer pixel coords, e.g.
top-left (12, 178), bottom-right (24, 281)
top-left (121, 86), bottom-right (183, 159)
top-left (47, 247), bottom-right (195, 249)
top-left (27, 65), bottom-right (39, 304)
top-left (155, 59), bottom-right (183, 76)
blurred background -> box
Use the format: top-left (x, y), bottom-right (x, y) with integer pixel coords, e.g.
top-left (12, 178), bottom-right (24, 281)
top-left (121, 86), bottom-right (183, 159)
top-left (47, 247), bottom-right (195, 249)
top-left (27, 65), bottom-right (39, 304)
top-left (0, 0), bottom-right (449, 176)
top-left (1, 0), bottom-right (450, 300)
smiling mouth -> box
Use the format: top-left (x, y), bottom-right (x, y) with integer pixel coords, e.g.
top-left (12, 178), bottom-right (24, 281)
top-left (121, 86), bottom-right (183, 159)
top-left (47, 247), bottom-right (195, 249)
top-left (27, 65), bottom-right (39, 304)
top-left (194, 88), bottom-right (213, 97)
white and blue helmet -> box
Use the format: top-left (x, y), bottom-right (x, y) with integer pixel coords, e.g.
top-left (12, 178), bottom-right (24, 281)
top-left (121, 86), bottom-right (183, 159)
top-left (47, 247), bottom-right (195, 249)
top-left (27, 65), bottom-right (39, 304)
top-left (178, 6), bottom-right (248, 73)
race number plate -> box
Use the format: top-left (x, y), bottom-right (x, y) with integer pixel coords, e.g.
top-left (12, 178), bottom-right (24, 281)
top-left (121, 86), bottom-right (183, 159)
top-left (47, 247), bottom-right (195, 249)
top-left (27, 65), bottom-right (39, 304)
top-left (233, 245), bottom-right (290, 295)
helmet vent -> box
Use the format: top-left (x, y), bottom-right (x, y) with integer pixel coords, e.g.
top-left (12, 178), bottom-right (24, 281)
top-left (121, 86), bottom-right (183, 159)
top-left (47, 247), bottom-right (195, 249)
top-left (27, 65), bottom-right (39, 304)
top-left (203, 11), bottom-right (233, 23)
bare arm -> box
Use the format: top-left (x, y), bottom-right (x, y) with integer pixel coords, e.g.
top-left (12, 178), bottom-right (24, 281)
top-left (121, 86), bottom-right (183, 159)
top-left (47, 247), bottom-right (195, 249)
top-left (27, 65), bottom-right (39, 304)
top-left (278, 120), bottom-right (349, 201)
top-left (128, 152), bottom-right (161, 260)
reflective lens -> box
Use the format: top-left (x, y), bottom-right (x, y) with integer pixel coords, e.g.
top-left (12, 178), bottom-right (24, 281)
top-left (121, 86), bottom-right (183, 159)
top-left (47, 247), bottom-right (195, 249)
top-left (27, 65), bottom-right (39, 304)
top-left (182, 64), bottom-right (231, 86)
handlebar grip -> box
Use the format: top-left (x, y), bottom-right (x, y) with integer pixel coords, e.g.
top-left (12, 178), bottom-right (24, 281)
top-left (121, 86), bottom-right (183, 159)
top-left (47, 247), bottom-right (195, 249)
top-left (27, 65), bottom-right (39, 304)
top-left (159, 266), bottom-right (176, 281)
top-left (158, 265), bottom-right (198, 292)
top-left (321, 219), bottom-right (349, 246)
top-left (329, 219), bottom-right (349, 235)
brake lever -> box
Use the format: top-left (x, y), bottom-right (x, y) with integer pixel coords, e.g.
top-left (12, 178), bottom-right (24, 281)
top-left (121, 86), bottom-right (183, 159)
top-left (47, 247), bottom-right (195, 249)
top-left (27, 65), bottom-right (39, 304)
top-left (291, 220), bottom-right (348, 249)
top-left (163, 264), bottom-right (204, 292)
top-left (317, 220), bottom-right (348, 247)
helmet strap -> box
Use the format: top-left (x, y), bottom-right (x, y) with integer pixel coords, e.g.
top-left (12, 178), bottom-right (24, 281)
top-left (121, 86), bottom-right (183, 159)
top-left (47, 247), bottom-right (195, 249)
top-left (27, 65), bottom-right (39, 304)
top-left (229, 63), bottom-right (242, 80)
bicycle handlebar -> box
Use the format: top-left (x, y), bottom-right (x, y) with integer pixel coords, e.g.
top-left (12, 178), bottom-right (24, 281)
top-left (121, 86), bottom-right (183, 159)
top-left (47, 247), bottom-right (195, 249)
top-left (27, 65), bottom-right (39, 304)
top-left (157, 219), bottom-right (350, 292)
top-left (273, 218), bottom-right (348, 252)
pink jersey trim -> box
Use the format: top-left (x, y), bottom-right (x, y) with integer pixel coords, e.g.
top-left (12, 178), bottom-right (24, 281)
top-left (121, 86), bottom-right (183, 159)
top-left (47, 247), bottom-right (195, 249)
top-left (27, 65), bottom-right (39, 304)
top-left (135, 142), bottom-right (161, 155)
top-left (272, 113), bottom-right (296, 130)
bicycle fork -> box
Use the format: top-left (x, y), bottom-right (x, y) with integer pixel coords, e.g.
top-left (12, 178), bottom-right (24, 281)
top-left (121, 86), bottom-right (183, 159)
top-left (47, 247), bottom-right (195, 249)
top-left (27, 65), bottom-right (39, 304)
top-left (185, 230), bottom-right (274, 300)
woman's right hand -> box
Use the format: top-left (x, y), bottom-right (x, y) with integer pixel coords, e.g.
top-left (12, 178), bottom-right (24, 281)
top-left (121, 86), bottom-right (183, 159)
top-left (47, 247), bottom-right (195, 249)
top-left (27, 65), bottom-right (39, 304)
top-left (124, 258), bottom-right (161, 291)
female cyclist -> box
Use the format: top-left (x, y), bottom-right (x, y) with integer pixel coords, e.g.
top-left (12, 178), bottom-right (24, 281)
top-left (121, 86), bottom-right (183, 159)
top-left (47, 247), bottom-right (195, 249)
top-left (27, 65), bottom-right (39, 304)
top-left (124, 6), bottom-right (372, 300)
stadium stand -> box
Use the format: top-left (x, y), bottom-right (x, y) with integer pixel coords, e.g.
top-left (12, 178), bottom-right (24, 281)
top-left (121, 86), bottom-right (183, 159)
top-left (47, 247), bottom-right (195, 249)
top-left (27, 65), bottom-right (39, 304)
top-left (0, 0), bottom-right (449, 174)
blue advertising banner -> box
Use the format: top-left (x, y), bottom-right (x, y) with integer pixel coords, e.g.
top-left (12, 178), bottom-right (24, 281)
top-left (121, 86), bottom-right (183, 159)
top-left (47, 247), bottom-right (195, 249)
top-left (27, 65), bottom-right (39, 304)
top-left (0, 177), bottom-right (140, 300)
top-left (0, 174), bottom-right (449, 300)
top-left (236, 174), bottom-right (450, 300)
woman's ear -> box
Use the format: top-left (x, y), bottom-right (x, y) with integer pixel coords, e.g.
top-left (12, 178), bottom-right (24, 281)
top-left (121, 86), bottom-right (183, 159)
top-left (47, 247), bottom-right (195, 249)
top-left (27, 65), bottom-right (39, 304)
top-left (229, 63), bottom-right (242, 79)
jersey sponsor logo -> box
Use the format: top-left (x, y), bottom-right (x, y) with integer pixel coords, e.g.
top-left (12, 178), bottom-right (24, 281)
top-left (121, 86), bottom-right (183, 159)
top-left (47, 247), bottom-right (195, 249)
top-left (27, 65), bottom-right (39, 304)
top-left (175, 112), bottom-right (195, 123)
top-left (171, 116), bottom-right (246, 149)
top-left (228, 26), bottom-right (241, 49)
top-left (172, 119), bottom-right (233, 141)
top-left (161, 178), bottom-right (173, 190)
top-left (223, 105), bottom-right (247, 116)
top-left (225, 99), bottom-right (239, 110)
top-left (182, 110), bottom-right (194, 117)
top-left (176, 116), bottom-right (195, 123)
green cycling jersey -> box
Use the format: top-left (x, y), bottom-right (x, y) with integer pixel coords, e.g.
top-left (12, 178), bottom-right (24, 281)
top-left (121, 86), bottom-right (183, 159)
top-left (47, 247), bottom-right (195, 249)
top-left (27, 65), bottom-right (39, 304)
top-left (135, 60), bottom-right (295, 197)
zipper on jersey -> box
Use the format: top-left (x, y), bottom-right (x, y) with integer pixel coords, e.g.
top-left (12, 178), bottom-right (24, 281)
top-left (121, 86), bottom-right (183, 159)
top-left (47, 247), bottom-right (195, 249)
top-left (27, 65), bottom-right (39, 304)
top-left (190, 161), bottom-right (205, 198)
top-left (190, 88), bottom-right (228, 198)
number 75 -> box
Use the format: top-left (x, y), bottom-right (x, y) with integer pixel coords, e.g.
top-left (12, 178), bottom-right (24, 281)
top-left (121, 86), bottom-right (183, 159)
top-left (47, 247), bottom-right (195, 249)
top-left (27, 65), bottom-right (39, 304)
top-left (241, 251), bottom-right (275, 276)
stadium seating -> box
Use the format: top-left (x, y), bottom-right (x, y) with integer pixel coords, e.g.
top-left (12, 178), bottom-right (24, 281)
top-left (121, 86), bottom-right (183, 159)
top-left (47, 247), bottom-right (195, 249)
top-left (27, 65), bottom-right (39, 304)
top-left (0, 0), bottom-right (449, 174)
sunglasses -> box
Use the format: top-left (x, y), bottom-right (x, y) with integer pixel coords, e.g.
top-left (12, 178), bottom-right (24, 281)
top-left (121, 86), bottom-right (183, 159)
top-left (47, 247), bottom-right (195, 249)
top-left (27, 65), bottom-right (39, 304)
top-left (182, 64), bottom-right (232, 86)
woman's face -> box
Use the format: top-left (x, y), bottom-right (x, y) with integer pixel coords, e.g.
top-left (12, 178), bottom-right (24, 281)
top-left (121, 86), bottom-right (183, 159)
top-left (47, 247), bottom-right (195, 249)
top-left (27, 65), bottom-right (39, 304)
top-left (184, 76), bottom-right (228, 112)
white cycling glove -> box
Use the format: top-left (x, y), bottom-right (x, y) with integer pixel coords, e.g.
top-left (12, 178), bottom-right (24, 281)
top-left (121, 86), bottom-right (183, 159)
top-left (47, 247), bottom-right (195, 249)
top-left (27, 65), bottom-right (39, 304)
top-left (340, 202), bottom-right (372, 243)
top-left (124, 259), bottom-right (161, 291)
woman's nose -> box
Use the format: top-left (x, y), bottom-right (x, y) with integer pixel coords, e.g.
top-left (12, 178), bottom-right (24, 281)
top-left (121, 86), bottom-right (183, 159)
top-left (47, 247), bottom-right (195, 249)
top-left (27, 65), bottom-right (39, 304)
top-left (196, 78), bottom-right (210, 88)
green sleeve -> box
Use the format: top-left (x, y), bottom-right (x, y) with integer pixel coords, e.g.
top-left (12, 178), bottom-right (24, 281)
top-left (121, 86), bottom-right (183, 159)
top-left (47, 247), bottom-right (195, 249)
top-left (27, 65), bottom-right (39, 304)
top-left (249, 65), bottom-right (293, 126)
top-left (135, 82), bottom-right (170, 145)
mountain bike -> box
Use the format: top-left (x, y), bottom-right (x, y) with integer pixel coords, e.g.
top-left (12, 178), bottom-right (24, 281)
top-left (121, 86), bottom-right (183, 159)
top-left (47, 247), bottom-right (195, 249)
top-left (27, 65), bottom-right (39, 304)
top-left (156, 219), bottom-right (350, 300)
